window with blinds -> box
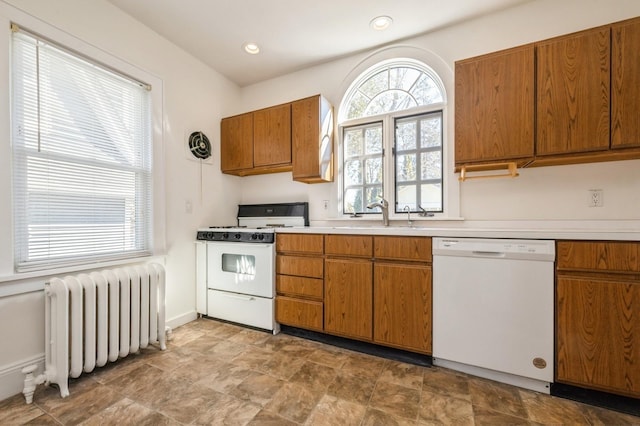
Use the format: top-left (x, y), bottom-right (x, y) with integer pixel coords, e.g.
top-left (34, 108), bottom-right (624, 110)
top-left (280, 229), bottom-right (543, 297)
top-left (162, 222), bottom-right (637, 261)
top-left (11, 27), bottom-right (153, 272)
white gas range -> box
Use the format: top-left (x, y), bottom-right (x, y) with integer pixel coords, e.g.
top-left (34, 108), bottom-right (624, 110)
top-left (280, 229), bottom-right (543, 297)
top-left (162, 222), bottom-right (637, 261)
top-left (195, 202), bottom-right (308, 333)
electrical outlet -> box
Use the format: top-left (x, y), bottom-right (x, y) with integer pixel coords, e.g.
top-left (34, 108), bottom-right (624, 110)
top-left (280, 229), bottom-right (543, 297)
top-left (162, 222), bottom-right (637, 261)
top-left (588, 189), bottom-right (603, 207)
top-left (185, 200), bottom-right (193, 214)
top-left (322, 200), bottom-right (329, 211)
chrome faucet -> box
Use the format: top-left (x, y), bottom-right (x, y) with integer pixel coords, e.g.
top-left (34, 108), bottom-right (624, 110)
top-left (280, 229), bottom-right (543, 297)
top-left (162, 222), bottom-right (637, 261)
top-left (418, 205), bottom-right (435, 217)
top-left (366, 197), bottom-right (389, 227)
top-left (403, 205), bottom-right (412, 226)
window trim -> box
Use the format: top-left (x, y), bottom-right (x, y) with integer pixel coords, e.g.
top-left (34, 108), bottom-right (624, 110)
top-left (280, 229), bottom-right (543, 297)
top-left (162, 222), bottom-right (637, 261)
top-left (339, 102), bottom-right (448, 220)
top-left (336, 49), bottom-right (459, 222)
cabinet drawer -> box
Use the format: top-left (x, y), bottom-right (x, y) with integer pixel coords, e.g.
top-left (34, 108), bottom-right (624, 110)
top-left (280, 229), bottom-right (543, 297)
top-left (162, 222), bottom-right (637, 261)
top-left (374, 236), bottom-right (432, 262)
top-left (276, 233), bottom-right (323, 254)
top-left (557, 241), bottom-right (640, 273)
top-left (276, 296), bottom-right (323, 331)
top-left (325, 234), bottom-right (373, 257)
top-left (277, 275), bottom-right (323, 300)
top-left (277, 255), bottom-right (323, 278)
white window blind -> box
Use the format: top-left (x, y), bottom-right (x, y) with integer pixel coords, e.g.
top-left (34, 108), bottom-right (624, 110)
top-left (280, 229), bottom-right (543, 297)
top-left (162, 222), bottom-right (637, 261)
top-left (11, 27), bottom-right (153, 272)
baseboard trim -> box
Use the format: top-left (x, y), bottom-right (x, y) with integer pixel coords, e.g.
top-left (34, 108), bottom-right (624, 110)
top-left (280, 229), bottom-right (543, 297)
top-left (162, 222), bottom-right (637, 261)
top-left (0, 354), bottom-right (45, 402)
top-left (551, 382), bottom-right (640, 417)
top-left (280, 325), bottom-right (432, 367)
top-left (166, 310), bottom-right (197, 330)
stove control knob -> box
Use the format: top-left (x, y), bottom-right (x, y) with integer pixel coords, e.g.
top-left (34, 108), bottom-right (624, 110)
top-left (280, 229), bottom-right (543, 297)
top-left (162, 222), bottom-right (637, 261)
top-left (222, 233), bottom-right (229, 239)
top-left (235, 233), bottom-right (241, 240)
top-left (258, 234), bottom-right (264, 240)
top-left (207, 232), bottom-right (214, 240)
top-left (250, 233), bottom-right (258, 240)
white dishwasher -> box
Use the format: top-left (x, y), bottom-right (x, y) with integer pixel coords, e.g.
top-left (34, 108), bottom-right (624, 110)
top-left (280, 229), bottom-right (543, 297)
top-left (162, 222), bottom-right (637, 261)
top-left (432, 237), bottom-right (555, 393)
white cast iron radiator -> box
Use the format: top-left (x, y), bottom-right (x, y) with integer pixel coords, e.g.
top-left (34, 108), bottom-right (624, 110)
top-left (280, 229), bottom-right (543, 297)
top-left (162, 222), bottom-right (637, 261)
top-left (22, 263), bottom-right (167, 403)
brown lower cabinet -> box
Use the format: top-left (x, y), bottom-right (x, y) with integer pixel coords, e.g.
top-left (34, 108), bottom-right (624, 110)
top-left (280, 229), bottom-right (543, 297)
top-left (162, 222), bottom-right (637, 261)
top-left (275, 234), bottom-right (324, 332)
top-left (277, 233), bottom-right (433, 355)
top-left (556, 241), bottom-right (640, 398)
top-left (324, 257), bottom-right (373, 340)
top-left (276, 294), bottom-right (323, 332)
top-left (374, 262), bottom-right (432, 353)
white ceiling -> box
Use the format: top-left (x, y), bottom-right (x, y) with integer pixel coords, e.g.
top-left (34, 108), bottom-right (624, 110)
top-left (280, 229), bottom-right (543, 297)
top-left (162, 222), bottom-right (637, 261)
top-left (108, 0), bottom-right (532, 87)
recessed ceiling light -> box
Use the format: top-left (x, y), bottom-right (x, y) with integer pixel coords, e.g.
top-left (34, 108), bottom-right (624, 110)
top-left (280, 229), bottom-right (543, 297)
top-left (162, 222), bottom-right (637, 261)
top-left (370, 15), bottom-right (393, 31)
top-left (243, 42), bottom-right (260, 55)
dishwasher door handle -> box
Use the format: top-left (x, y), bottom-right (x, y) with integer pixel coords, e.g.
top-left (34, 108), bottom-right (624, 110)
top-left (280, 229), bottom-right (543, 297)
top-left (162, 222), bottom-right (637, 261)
top-left (471, 250), bottom-right (506, 258)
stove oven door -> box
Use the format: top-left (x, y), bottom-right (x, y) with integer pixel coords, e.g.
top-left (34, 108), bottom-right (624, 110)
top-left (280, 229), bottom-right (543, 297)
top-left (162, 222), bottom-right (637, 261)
top-left (206, 242), bottom-right (275, 298)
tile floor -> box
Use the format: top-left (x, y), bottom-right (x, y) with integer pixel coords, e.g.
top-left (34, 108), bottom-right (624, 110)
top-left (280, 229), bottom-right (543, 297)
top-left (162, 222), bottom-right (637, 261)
top-left (1, 318), bottom-right (639, 425)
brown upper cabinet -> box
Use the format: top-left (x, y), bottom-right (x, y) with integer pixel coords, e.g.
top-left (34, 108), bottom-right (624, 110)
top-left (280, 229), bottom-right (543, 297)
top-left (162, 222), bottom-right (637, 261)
top-left (221, 103), bottom-right (292, 176)
top-left (536, 26), bottom-right (610, 156)
top-left (455, 16), bottom-right (640, 171)
top-left (292, 95), bottom-right (334, 183)
top-left (253, 103), bottom-right (291, 168)
top-left (454, 44), bottom-right (535, 167)
top-left (221, 95), bottom-right (334, 181)
top-left (612, 17), bottom-right (640, 149)
top-left (220, 112), bottom-right (253, 172)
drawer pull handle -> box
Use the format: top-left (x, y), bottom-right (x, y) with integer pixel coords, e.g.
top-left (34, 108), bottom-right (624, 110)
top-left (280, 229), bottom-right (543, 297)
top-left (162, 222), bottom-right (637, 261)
top-left (222, 294), bottom-right (255, 301)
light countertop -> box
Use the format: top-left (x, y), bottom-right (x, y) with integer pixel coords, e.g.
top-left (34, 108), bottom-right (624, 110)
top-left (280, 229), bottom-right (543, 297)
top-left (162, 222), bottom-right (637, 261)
top-left (275, 220), bottom-right (640, 241)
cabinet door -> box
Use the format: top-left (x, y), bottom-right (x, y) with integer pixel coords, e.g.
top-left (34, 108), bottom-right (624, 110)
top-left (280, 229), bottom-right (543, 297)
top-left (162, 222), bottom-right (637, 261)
top-left (276, 296), bottom-right (323, 331)
top-left (612, 17), bottom-right (640, 149)
top-left (537, 27), bottom-right (610, 155)
top-left (253, 104), bottom-right (291, 167)
top-left (220, 112), bottom-right (253, 172)
top-left (292, 95), bottom-right (334, 183)
top-left (374, 263), bottom-right (432, 353)
top-left (324, 258), bottom-right (372, 340)
top-left (556, 276), bottom-right (640, 397)
top-left (454, 45), bottom-right (534, 165)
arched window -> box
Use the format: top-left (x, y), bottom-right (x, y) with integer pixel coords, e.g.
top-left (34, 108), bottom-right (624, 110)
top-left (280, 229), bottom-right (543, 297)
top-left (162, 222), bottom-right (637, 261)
top-left (341, 59), bottom-right (444, 121)
top-left (339, 59), bottom-right (446, 216)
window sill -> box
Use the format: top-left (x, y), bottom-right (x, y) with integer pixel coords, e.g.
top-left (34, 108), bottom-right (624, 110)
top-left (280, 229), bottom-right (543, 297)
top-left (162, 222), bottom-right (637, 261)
top-left (311, 216), bottom-right (465, 227)
top-left (0, 254), bottom-right (166, 298)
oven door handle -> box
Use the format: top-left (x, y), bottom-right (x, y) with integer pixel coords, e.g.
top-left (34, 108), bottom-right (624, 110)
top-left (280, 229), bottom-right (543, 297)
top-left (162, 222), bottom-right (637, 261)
top-left (221, 293), bottom-right (255, 302)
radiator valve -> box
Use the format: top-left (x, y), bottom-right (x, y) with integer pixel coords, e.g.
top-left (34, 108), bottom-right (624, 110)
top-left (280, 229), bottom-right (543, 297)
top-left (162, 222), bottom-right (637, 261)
top-left (21, 364), bottom-right (46, 404)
